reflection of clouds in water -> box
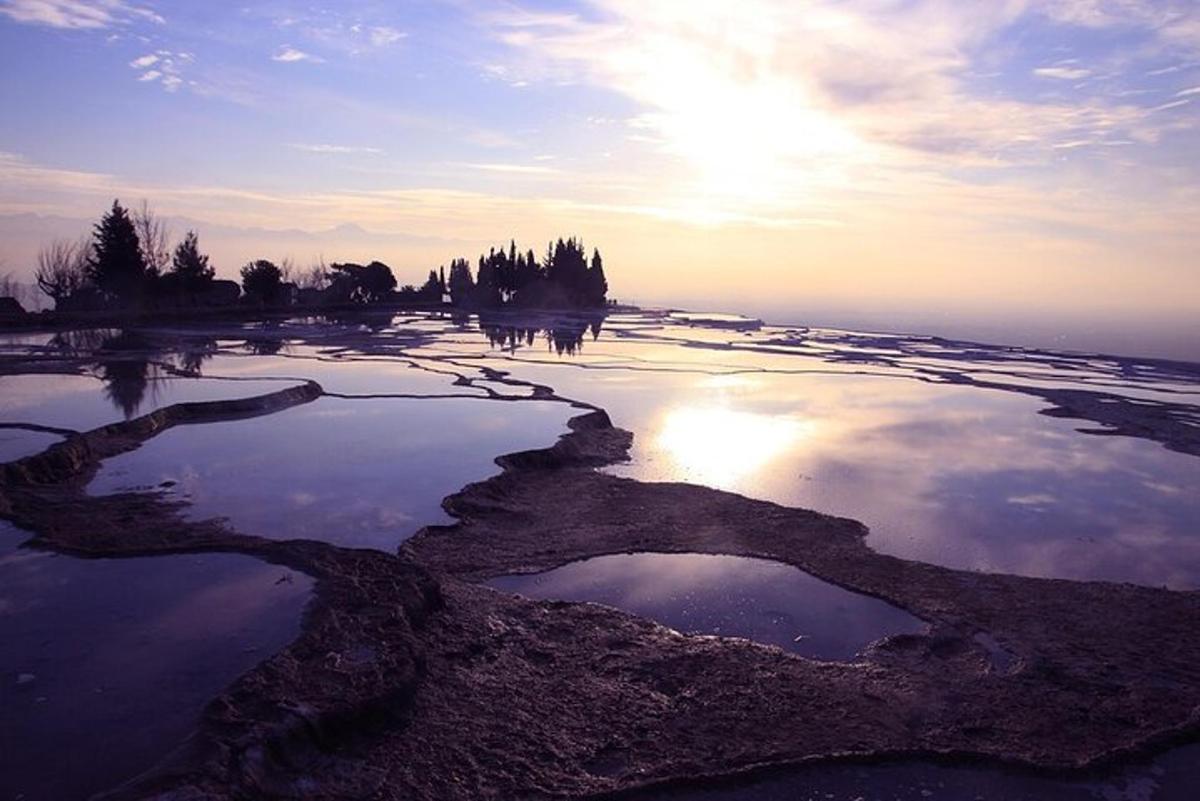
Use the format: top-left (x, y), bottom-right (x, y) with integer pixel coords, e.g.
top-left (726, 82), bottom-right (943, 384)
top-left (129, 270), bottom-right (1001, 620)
top-left (0, 374), bottom-right (100, 412)
top-left (604, 361), bottom-right (1200, 587)
top-left (146, 568), bottom-right (309, 641)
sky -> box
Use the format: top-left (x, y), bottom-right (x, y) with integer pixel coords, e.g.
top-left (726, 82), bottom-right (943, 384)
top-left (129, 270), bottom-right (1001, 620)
top-left (0, 1), bottom-right (1197, 354)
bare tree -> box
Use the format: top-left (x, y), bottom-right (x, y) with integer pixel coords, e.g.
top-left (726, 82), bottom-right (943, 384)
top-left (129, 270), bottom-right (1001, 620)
top-left (35, 238), bottom-right (90, 304)
top-left (278, 256), bottom-right (296, 285)
top-left (296, 257), bottom-right (330, 290)
top-left (134, 199), bottom-right (171, 277)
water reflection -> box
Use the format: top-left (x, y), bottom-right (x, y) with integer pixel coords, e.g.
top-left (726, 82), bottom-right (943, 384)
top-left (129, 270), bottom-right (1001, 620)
top-left (657, 406), bottom-right (812, 489)
top-left (601, 368), bottom-right (1200, 588)
top-left (48, 329), bottom-right (221, 419)
top-left (0, 521), bottom-right (310, 801)
top-left (244, 322), bottom-right (288, 355)
top-left (488, 553), bottom-right (925, 661)
top-left (89, 397), bottom-right (574, 550)
top-left (480, 312), bottom-right (605, 356)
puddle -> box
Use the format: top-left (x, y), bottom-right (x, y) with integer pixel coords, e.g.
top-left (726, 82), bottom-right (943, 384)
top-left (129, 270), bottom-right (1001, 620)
top-left (0, 521), bottom-right (312, 801)
top-left (488, 552), bottom-right (925, 661)
top-left (89, 396), bottom-right (575, 550)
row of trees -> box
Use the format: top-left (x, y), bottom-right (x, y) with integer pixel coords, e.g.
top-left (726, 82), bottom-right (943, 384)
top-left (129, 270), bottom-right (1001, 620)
top-left (430, 238), bottom-right (608, 309)
top-left (36, 200), bottom-right (220, 311)
top-left (30, 199), bottom-right (611, 313)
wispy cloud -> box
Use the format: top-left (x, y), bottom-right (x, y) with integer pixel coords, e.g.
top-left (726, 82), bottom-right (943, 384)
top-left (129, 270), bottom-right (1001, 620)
top-left (0, 0), bottom-right (163, 29)
top-left (272, 46), bottom-right (322, 64)
top-left (366, 25), bottom-right (405, 47)
top-left (1033, 66), bottom-right (1092, 80)
top-left (1151, 98), bottom-right (1191, 112)
top-left (460, 162), bottom-right (560, 175)
top-left (290, 143), bottom-right (384, 155)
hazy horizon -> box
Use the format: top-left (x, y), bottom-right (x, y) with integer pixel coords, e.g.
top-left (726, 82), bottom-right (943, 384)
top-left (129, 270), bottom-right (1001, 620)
top-left (1, 1), bottom-right (1198, 358)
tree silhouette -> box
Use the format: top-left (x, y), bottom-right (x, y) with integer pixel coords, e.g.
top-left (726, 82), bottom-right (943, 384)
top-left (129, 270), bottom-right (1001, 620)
top-left (35, 238), bottom-right (90, 305)
top-left (241, 259), bottom-right (285, 305)
top-left (133, 200), bottom-right (170, 279)
top-left (169, 230), bottom-right (215, 294)
top-left (447, 258), bottom-right (474, 305)
top-left (328, 261), bottom-right (396, 303)
top-left (89, 200), bottom-right (148, 305)
top-left (439, 237), bottom-right (607, 309)
top-left (586, 248), bottom-right (608, 307)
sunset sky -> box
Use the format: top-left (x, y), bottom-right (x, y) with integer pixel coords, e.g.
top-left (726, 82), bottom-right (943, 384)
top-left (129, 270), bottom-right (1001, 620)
top-left (0, 1), bottom-right (1197, 347)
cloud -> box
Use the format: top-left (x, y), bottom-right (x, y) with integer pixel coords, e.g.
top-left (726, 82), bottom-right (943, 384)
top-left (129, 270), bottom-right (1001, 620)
top-left (0, 0), bottom-right (163, 29)
top-left (290, 144), bottom-right (384, 155)
top-left (129, 49), bottom-right (188, 92)
top-left (1033, 66), bottom-right (1092, 80)
top-left (1178, 86), bottom-right (1200, 97)
top-left (368, 26), bottom-right (406, 47)
top-left (272, 46), bottom-right (322, 64)
top-left (1151, 98), bottom-right (1191, 112)
top-left (485, 3), bottom-right (1166, 199)
top-left (460, 162), bottom-right (560, 175)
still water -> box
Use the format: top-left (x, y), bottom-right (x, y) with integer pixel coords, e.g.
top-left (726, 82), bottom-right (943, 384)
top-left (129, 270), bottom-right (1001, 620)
top-left (0, 521), bottom-right (311, 801)
top-left (489, 553), bottom-right (926, 661)
top-left (89, 396), bottom-right (574, 549)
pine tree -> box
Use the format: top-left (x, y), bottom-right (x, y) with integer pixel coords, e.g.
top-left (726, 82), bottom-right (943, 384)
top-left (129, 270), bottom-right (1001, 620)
top-left (89, 200), bottom-right (148, 304)
top-left (170, 230), bottom-right (214, 293)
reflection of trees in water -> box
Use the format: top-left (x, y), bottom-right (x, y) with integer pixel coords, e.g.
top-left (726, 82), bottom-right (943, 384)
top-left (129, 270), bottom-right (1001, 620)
top-left (49, 328), bottom-right (123, 356)
top-left (481, 313), bottom-right (605, 357)
top-left (174, 338), bottom-right (217, 375)
top-left (245, 322), bottom-right (289, 355)
top-left (51, 328), bottom-right (219, 418)
top-left (96, 331), bottom-right (159, 420)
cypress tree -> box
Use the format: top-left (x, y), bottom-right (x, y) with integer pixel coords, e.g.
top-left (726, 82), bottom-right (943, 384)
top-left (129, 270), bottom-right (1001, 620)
top-left (586, 248), bottom-right (608, 306)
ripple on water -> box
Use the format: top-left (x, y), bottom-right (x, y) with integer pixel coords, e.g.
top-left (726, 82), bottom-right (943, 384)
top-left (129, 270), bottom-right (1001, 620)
top-left (488, 552), bottom-right (925, 661)
top-left (0, 521), bottom-right (312, 801)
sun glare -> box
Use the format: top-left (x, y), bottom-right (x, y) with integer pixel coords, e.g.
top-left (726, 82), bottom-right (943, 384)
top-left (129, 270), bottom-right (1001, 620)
top-left (655, 406), bottom-right (810, 490)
